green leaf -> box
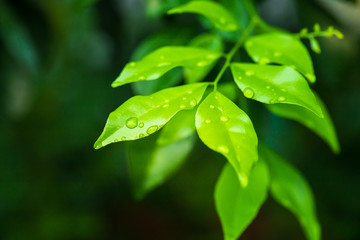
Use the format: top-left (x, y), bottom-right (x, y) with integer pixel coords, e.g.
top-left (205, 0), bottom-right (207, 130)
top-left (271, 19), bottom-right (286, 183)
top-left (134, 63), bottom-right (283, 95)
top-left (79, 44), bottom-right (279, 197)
top-left (112, 46), bottom-right (222, 87)
top-left (94, 83), bottom-right (208, 149)
top-left (195, 91), bottom-right (258, 187)
top-left (215, 161), bottom-right (269, 240)
top-left (128, 132), bottom-right (195, 200)
top-left (157, 108), bottom-right (196, 146)
top-left (217, 82), bottom-right (238, 101)
top-left (185, 33), bottom-right (224, 83)
top-left (168, 1), bottom-right (240, 32)
top-left (245, 33), bottom-right (316, 83)
top-left (231, 63), bottom-right (323, 117)
top-left (267, 94), bottom-right (340, 153)
top-left (260, 146), bottom-right (321, 240)
top-left (309, 37), bottom-right (321, 54)
top-left (130, 28), bottom-right (193, 95)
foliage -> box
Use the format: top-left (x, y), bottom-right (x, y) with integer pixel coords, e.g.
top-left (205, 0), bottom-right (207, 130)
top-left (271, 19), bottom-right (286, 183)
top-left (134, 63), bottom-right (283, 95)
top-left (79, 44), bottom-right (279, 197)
top-left (93, 1), bottom-right (344, 239)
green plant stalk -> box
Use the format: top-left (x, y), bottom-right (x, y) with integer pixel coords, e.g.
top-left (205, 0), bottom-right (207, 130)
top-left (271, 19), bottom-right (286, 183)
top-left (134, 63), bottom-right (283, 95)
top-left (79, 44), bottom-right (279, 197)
top-left (213, 19), bottom-right (256, 91)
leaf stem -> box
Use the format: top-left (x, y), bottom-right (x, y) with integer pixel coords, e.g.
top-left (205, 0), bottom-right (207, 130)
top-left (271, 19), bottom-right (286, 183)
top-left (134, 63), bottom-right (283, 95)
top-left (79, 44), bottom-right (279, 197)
top-left (213, 19), bottom-right (256, 91)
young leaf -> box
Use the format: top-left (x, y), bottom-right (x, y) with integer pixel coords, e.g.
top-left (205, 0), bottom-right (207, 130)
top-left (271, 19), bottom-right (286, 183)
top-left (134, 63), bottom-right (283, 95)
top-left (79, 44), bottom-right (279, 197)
top-left (309, 37), bottom-right (321, 54)
top-left (245, 33), bottom-right (316, 83)
top-left (260, 146), bottom-right (321, 240)
top-left (215, 161), bottom-right (269, 240)
top-left (267, 94), bottom-right (340, 153)
top-left (112, 46), bottom-right (222, 87)
top-left (130, 28), bottom-right (193, 95)
top-left (231, 63), bottom-right (323, 117)
top-left (128, 132), bottom-right (195, 200)
top-left (185, 33), bottom-right (224, 83)
top-left (167, 1), bottom-right (240, 32)
top-left (94, 83), bottom-right (208, 149)
top-left (195, 91), bottom-right (258, 187)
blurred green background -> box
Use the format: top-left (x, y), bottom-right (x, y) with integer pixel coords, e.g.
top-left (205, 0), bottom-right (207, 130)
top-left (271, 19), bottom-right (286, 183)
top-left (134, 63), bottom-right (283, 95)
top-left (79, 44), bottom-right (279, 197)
top-left (1, 0), bottom-right (359, 239)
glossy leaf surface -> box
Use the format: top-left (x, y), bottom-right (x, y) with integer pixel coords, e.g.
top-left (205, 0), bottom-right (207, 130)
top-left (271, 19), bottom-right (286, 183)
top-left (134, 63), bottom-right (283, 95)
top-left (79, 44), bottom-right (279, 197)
top-left (261, 146), bottom-right (321, 240)
top-left (231, 63), bottom-right (323, 117)
top-left (112, 46), bottom-right (222, 87)
top-left (267, 94), bottom-right (340, 153)
top-left (245, 33), bottom-right (315, 82)
top-left (168, 1), bottom-right (240, 32)
top-left (215, 161), bottom-right (269, 240)
top-left (128, 132), bottom-right (195, 200)
top-left (130, 28), bottom-right (193, 95)
top-left (94, 83), bottom-right (208, 149)
top-left (195, 91), bottom-right (258, 187)
top-left (185, 33), bottom-right (224, 83)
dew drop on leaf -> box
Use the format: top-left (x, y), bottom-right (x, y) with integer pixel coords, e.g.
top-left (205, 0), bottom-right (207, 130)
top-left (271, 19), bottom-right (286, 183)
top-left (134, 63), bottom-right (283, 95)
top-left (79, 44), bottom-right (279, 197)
top-left (189, 99), bottom-right (197, 107)
top-left (129, 62), bottom-right (136, 67)
top-left (259, 58), bottom-right (270, 64)
top-left (139, 133), bottom-right (145, 137)
top-left (146, 125), bottom-right (159, 134)
top-left (210, 105), bottom-right (215, 109)
top-left (163, 104), bottom-right (169, 108)
top-left (243, 87), bottom-right (255, 99)
top-left (277, 96), bottom-right (286, 101)
top-left (138, 76), bottom-right (146, 80)
top-left (246, 70), bottom-right (254, 76)
top-left (205, 119), bottom-right (211, 124)
top-left (197, 61), bottom-right (209, 67)
top-left (217, 145), bottom-right (229, 154)
top-left (125, 117), bottom-right (138, 129)
top-left (273, 51), bottom-right (282, 57)
top-left (180, 104), bottom-right (186, 109)
top-left (220, 116), bottom-right (229, 122)
top-left (121, 136), bottom-right (126, 141)
top-left (139, 122), bottom-right (144, 128)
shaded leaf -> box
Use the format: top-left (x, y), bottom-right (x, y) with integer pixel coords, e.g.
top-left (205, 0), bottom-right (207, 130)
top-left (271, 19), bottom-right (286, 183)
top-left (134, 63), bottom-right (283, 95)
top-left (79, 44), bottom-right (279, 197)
top-left (185, 33), bottom-right (224, 83)
top-left (128, 132), bottom-right (195, 200)
top-left (168, 1), bottom-right (240, 32)
top-left (195, 91), bottom-right (258, 187)
top-left (245, 33), bottom-right (315, 82)
top-left (112, 46), bottom-right (222, 87)
top-left (94, 83), bottom-right (208, 149)
top-left (231, 63), bottom-right (323, 117)
top-left (260, 145), bottom-right (321, 240)
top-left (267, 94), bottom-right (340, 153)
top-left (215, 161), bottom-right (269, 240)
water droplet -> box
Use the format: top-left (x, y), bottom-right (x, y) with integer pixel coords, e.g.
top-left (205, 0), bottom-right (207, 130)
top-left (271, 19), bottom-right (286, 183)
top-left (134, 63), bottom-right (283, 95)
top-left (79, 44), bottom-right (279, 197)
top-left (220, 116), bottom-right (229, 122)
top-left (139, 133), bottom-right (145, 138)
top-left (121, 136), bottom-right (126, 141)
top-left (157, 62), bottom-right (170, 67)
top-left (138, 76), bottom-right (146, 80)
top-left (209, 105), bottom-right (215, 109)
top-left (277, 96), bottom-right (286, 101)
top-left (219, 17), bottom-right (226, 24)
top-left (217, 145), bottom-right (229, 154)
top-left (182, 96), bottom-right (187, 101)
top-left (266, 85), bottom-right (271, 89)
top-left (129, 62), bottom-right (136, 67)
top-left (114, 139), bottom-right (119, 142)
top-left (259, 58), bottom-right (270, 64)
top-left (187, 90), bottom-right (192, 94)
top-left (180, 104), bottom-right (186, 109)
top-left (206, 54), bottom-right (217, 59)
top-left (147, 73), bottom-right (161, 79)
top-left (243, 87), bottom-right (255, 99)
top-left (281, 88), bottom-right (287, 92)
top-left (197, 61), bottom-right (208, 67)
top-left (139, 122), bottom-right (144, 128)
top-left (205, 119), bottom-right (211, 124)
top-left (270, 99), bottom-right (275, 104)
top-left (163, 104), bottom-right (169, 108)
top-left (273, 51), bottom-right (282, 57)
top-left (164, 99), bottom-right (169, 103)
top-left (217, 107), bottom-right (223, 112)
top-left (245, 70), bottom-right (254, 76)
top-left (306, 73), bottom-right (316, 82)
top-left (146, 125), bottom-right (158, 134)
top-left (237, 76), bottom-right (242, 80)
top-left (125, 117), bottom-right (138, 129)
top-left (189, 99), bottom-right (197, 107)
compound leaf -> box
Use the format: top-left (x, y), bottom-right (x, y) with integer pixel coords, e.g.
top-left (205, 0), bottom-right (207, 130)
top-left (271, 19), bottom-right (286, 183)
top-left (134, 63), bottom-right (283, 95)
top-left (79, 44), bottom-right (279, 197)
top-left (185, 33), bottom-right (224, 83)
top-left (128, 131), bottom-right (195, 200)
top-left (195, 91), bottom-right (258, 187)
top-left (261, 146), bottom-right (321, 240)
top-left (215, 161), bottom-right (269, 240)
top-left (112, 46), bottom-right (222, 87)
top-left (267, 94), bottom-right (340, 153)
top-left (168, 1), bottom-right (240, 32)
top-left (94, 83), bottom-right (208, 149)
top-left (231, 63), bottom-right (323, 117)
top-left (245, 33), bottom-right (315, 83)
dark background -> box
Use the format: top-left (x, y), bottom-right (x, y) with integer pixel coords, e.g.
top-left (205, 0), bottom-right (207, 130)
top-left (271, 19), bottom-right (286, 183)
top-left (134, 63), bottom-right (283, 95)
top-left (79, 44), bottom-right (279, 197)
top-left (0, 0), bottom-right (359, 239)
